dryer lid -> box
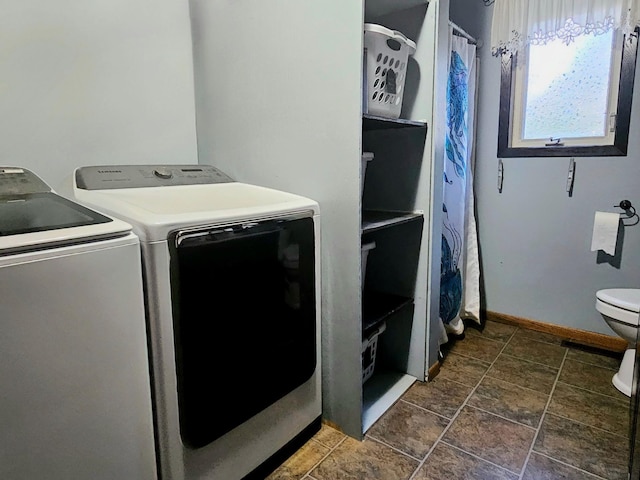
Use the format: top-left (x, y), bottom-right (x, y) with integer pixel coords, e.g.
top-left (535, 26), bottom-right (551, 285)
top-left (596, 289), bottom-right (640, 313)
top-left (68, 165), bottom-right (319, 243)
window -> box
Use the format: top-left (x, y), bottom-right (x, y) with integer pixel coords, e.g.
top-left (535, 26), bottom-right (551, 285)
top-left (498, 28), bottom-right (639, 157)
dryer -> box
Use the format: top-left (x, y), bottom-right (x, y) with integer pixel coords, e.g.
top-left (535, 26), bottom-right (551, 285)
top-left (63, 164), bottom-right (321, 480)
top-left (0, 167), bottom-right (157, 480)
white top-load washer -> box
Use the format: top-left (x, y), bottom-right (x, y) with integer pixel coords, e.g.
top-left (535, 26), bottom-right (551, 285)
top-left (62, 164), bottom-right (321, 480)
top-left (0, 167), bottom-right (157, 480)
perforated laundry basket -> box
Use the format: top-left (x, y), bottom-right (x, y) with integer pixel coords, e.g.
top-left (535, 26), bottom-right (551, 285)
top-left (361, 152), bottom-right (374, 204)
top-left (362, 322), bottom-right (386, 384)
top-left (361, 241), bottom-right (376, 292)
top-left (364, 23), bottom-right (416, 119)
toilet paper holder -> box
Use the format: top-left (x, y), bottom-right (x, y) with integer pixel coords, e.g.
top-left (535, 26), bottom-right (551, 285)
top-left (614, 200), bottom-right (639, 226)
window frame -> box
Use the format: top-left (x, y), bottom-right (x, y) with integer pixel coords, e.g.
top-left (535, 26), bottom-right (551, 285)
top-left (498, 27), bottom-right (640, 158)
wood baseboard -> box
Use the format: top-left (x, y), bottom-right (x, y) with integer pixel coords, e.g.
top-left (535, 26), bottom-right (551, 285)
top-left (427, 360), bottom-right (441, 381)
top-left (486, 311), bottom-right (627, 353)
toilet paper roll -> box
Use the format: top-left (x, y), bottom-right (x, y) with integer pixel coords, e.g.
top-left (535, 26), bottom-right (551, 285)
top-left (590, 211), bottom-right (620, 256)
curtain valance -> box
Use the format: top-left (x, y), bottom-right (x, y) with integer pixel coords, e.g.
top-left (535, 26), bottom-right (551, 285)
top-left (491, 0), bottom-right (640, 56)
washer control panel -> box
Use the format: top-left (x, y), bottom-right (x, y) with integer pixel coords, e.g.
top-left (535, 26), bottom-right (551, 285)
top-left (75, 164), bottom-right (235, 190)
top-left (0, 167), bottom-right (51, 196)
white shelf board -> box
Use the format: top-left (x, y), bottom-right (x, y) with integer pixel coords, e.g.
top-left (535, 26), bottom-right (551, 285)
top-left (365, 0), bottom-right (428, 19)
top-left (362, 371), bottom-right (417, 433)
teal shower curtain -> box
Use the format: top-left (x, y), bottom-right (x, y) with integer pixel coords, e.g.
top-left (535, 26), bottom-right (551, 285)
top-left (439, 28), bottom-right (481, 340)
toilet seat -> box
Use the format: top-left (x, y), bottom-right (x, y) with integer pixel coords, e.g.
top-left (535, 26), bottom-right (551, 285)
top-left (596, 289), bottom-right (640, 326)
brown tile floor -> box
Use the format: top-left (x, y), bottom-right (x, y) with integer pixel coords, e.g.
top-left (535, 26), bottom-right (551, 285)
top-left (267, 321), bottom-right (630, 480)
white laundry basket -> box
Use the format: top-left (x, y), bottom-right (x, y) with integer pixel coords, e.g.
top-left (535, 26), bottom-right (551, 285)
top-left (363, 23), bottom-right (416, 119)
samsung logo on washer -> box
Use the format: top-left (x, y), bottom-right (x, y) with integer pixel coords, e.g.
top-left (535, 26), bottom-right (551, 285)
top-left (97, 170), bottom-right (122, 174)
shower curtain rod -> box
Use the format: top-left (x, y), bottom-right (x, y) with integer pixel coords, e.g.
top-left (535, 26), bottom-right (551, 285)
top-left (449, 20), bottom-right (478, 45)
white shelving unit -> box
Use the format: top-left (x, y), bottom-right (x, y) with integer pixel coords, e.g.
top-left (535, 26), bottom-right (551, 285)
top-left (188, 0), bottom-right (448, 440)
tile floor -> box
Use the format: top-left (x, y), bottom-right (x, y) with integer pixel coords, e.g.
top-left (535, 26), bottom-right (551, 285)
top-left (267, 320), bottom-right (631, 480)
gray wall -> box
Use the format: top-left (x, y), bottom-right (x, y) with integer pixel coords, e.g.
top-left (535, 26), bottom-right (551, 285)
top-left (189, 0), bottom-right (365, 437)
top-left (0, 0), bottom-right (198, 189)
top-left (450, 0), bottom-right (640, 335)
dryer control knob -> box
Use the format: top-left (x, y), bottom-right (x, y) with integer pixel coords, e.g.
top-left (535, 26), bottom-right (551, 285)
top-left (153, 168), bottom-right (173, 179)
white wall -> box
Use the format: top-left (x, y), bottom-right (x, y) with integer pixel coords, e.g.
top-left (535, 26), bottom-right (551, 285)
top-left (0, 0), bottom-right (198, 189)
top-left (450, 0), bottom-right (640, 335)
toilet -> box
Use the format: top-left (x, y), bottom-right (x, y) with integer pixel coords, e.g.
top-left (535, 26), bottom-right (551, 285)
top-left (596, 288), bottom-right (640, 397)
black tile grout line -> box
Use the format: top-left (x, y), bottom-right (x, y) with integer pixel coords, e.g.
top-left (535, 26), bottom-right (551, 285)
top-left (531, 451), bottom-right (610, 480)
top-left (364, 433), bottom-right (425, 462)
top-left (438, 440), bottom-right (521, 477)
top-left (517, 348), bottom-right (569, 480)
top-left (407, 326), bottom-right (519, 480)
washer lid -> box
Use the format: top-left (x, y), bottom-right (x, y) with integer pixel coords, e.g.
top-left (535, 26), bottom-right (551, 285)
top-left (0, 194), bottom-right (133, 255)
top-left (0, 192), bottom-right (114, 236)
top-left (596, 289), bottom-right (640, 313)
top-left (0, 167), bottom-right (133, 254)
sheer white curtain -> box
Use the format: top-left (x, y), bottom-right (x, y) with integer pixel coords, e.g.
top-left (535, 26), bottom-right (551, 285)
top-left (491, 0), bottom-right (640, 56)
